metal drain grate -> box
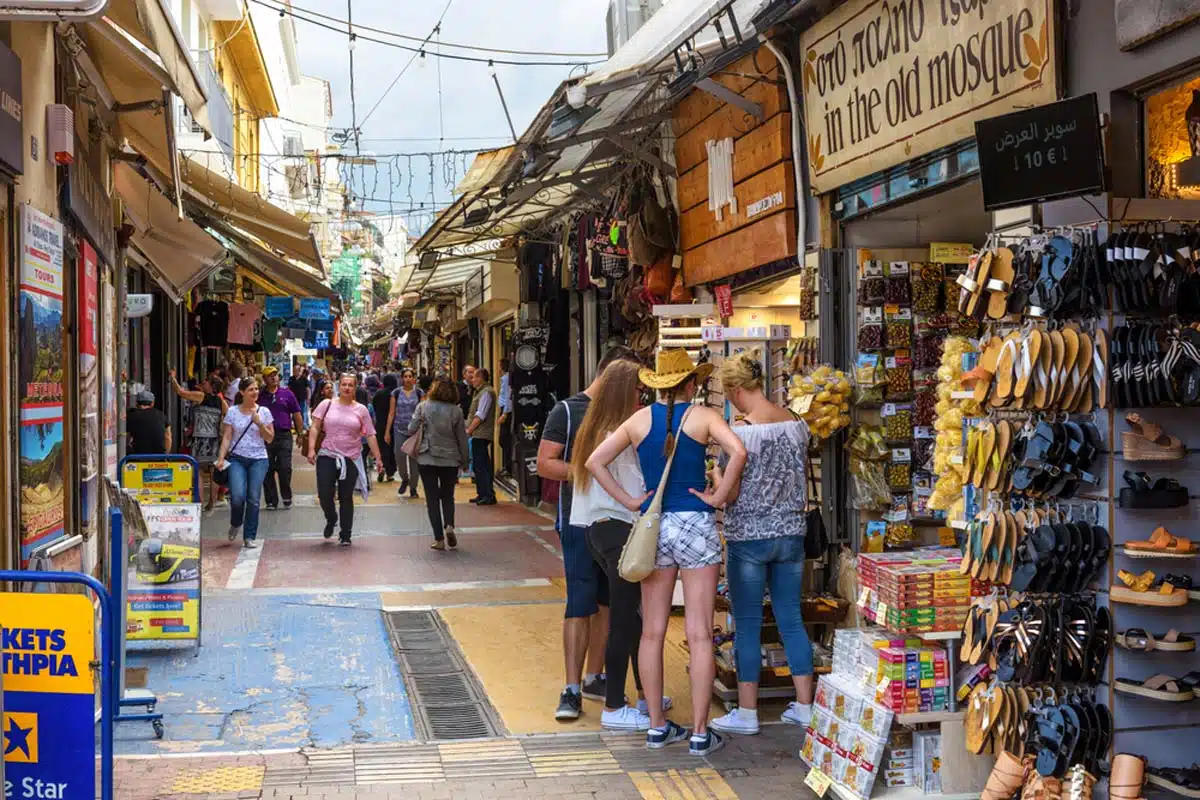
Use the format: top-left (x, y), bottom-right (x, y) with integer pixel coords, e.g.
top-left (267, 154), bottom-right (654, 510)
top-left (384, 610), bottom-right (501, 741)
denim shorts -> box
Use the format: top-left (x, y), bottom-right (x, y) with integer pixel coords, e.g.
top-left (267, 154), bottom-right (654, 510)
top-left (558, 524), bottom-right (610, 618)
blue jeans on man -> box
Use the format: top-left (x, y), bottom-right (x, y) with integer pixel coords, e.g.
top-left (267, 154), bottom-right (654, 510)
top-left (227, 454), bottom-right (269, 542)
top-left (726, 536), bottom-right (814, 680)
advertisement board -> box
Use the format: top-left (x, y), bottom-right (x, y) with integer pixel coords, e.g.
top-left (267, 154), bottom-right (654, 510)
top-left (126, 503), bottom-right (201, 640)
top-left (18, 206), bottom-right (66, 566)
top-left (121, 460), bottom-right (197, 504)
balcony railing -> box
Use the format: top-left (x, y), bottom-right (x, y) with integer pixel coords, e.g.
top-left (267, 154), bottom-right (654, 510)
top-left (179, 51), bottom-right (234, 161)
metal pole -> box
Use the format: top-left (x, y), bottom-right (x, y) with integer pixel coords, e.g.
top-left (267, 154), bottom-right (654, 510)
top-left (490, 65), bottom-right (519, 144)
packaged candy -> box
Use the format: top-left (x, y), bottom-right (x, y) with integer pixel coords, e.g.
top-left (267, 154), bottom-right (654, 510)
top-left (885, 262), bottom-right (912, 305)
top-left (859, 261), bottom-right (886, 306)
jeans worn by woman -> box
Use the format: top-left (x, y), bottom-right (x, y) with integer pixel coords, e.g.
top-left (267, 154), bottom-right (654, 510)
top-left (727, 535), bottom-right (814, 680)
top-left (227, 454), bottom-right (269, 542)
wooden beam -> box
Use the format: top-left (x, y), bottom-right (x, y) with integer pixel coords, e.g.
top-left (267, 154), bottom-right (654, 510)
top-left (682, 211), bottom-right (797, 286)
top-left (680, 160), bottom-right (796, 252)
top-left (677, 113), bottom-right (792, 213)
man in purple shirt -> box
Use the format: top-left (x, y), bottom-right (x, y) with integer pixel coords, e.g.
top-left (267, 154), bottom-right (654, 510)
top-left (261, 366), bottom-right (305, 509)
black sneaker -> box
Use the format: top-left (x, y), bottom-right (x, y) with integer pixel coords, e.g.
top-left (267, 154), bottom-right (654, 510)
top-left (476, 497), bottom-right (497, 506)
top-left (646, 721), bottom-right (689, 749)
top-left (339, 536), bottom-right (352, 547)
top-left (581, 674), bottom-right (606, 702)
top-left (282, 499), bottom-right (292, 508)
top-left (689, 729), bottom-right (725, 757)
top-left (398, 479), bottom-right (409, 495)
top-left (265, 504), bottom-right (278, 511)
top-left (323, 523), bottom-right (335, 540)
top-left (554, 689), bottom-right (582, 721)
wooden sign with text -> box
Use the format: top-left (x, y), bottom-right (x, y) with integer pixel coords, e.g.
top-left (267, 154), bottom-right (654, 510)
top-left (800, 0), bottom-right (1059, 194)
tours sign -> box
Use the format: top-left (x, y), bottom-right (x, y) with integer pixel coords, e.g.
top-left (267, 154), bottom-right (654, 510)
top-left (799, 0), bottom-right (1059, 194)
top-left (0, 592), bottom-right (96, 799)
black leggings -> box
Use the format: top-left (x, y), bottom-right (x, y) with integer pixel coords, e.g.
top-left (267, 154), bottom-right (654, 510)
top-left (419, 464), bottom-right (458, 541)
top-left (316, 455), bottom-right (358, 539)
top-left (587, 520), bottom-right (642, 709)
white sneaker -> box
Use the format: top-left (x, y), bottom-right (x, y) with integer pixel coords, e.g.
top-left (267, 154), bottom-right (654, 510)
top-left (636, 696), bottom-right (673, 714)
top-left (781, 702), bottom-right (813, 727)
top-left (710, 708), bottom-right (760, 735)
top-left (601, 705), bottom-right (652, 731)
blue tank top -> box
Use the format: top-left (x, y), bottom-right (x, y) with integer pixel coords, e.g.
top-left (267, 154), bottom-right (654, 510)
top-left (636, 402), bottom-right (710, 514)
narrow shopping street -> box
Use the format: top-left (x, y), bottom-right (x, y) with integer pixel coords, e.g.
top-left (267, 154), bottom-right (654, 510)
top-left (112, 465), bottom-right (815, 799)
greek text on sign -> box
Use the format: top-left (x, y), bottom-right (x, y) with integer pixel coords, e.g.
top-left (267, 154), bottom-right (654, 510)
top-left (746, 191), bottom-right (784, 218)
top-left (799, 0), bottom-right (1059, 193)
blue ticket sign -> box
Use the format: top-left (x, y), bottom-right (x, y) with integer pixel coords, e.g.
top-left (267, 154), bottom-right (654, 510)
top-left (263, 296), bottom-right (294, 319)
top-left (298, 297), bottom-right (330, 321)
top-left (0, 592), bottom-right (96, 799)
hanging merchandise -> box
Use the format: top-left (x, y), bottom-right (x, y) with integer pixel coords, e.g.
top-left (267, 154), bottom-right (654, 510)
top-left (788, 365), bottom-right (852, 441)
top-left (705, 138), bottom-right (736, 221)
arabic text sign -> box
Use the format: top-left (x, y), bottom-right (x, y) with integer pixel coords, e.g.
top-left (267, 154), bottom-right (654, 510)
top-left (800, 0), bottom-right (1059, 193)
top-left (0, 592), bottom-right (96, 800)
top-left (975, 93), bottom-right (1105, 210)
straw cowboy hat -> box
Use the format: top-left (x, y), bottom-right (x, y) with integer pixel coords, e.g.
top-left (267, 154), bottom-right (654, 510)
top-left (639, 348), bottom-right (714, 390)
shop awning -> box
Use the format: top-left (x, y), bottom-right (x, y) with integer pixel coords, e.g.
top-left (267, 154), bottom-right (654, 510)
top-left (207, 219), bottom-right (336, 302)
top-left (181, 156), bottom-right (324, 271)
top-left (113, 162), bottom-right (226, 301)
top-left (406, 256), bottom-right (488, 295)
top-left (98, 0), bottom-right (211, 134)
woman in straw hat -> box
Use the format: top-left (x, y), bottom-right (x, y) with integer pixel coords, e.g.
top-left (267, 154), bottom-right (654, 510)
top-left (586, 348), bottom-right (747, 756)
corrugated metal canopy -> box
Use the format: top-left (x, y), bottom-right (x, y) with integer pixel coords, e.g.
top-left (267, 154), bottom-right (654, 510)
top-left (406, 257), bottom-right (487, 295)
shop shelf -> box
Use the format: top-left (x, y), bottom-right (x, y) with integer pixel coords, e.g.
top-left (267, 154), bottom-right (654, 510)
top-left (918, 631), bottom-right (962, 641)
top-left (829, 783), bottom-right (978, 800)
top-left (895, 710), bottom-right (965, 726)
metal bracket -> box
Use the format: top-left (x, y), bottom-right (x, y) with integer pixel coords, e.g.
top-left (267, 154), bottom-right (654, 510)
top-left (695, 77), bottom-right (764, 122)
top-left (112, 99), bottom-right (164, 114)
top-left (604, 133), bottom-right (676, 177)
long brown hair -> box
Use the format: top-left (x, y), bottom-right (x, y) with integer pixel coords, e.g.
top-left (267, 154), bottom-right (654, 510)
top-left (571, 361), bottom-right (643, 490)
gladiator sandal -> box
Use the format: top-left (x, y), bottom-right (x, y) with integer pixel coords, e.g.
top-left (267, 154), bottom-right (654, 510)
top-left (1110, 753), bottom-right (1146, 800)
top-left (983, 751), bottom-right (1028, 800)
top-left (1066, 764), bottom-right (1095, 800)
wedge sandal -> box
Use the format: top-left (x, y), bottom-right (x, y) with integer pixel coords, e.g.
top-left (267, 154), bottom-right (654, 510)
top-left (1114, 674), bottom-right (1197, 702)
top-left (1122, 413), bottom-right (1187, 461)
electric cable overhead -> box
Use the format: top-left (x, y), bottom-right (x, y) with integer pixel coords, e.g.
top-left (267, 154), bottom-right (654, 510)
top-left (252, 0), bottom-right (607, 58)
top-left (358, 0), bottom-right (453, 130)
top-left (253, 0), bottom-right (600, 66)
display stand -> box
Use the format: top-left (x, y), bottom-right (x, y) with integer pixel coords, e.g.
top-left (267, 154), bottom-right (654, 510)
top-left (109, 506), bottom-right (166, 738)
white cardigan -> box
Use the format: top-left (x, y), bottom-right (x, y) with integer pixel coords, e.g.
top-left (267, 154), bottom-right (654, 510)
top-left (570, 442), bottom-right (646, 527)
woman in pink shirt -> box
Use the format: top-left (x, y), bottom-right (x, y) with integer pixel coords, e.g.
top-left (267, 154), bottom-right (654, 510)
top-left (307, 374), bottom-right (383, 545)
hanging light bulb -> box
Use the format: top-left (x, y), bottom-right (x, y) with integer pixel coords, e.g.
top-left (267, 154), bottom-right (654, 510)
top-left (419, 49), bottom-right (427, 69)
top-left (487, 59), bottom-right (496, 78)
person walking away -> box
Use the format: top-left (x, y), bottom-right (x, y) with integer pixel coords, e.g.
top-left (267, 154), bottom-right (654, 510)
top-left (373, 374), bottom-right (399, 483)
top-left (497, 358), bottom-right (513, 479)
top-left (537, 345), bottom-right (640, 721)
top-left (127, 390), bottom-right (172, 455)
top-left (260, 367), bottom-right (304, 510)
top-left (386, 369), bottom-right (424, 497)
top-left (308, 374), bottom-right (382, 546)
top-left (708, 351), bottom-right (816, 737)
top-left (466, 367), bottom-right (498, 505)
top-left (289, 367), bottom-right (311, 428)
top-left (587, 349), bottom-right (747, 756)
top-left (457, 366), bottom-right (475, 477)
top-left (569, 360), bottom-right (655, 731)
top-left (169, 370), bottom-right (227, 510)
top-left (215, 378), bottom-right (275, 548)
top-left (418, 368), bottom-right (433, 393)
top-left (408, 379), bottom-right (469, 551)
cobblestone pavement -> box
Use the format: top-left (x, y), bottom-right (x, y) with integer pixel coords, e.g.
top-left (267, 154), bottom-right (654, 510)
top-left (111, 465), bottom-right (818, 797)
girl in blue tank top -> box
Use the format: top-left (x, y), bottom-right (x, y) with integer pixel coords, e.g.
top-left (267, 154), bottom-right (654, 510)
top-left (585, 349), bottom-right (747, 757)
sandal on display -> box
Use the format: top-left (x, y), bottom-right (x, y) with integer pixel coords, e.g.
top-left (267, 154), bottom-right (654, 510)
top-left (1115, 628), bottom-right (1197, 653)
top-left (1111, 569), bottom-right (1190, 607)
top-left (1122, 413), bottom-right (1187, 461)
top-left (1110, 753), bottom-right (1146, 800)
top-left (1066, 764), bottom-right (1096, 800)
top-left (1118, 471), bottom-right (1190, 509)
top-left (1114, 674), bottom-right (1197, 702)
top-left (1121, 526), bottom-right (1198, 558)
top-left (1147, 765), bottom-right (1200, 799)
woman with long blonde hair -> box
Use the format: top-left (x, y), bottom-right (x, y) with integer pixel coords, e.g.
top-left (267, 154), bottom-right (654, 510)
top-left (568, 360), bottom-right (654, 730)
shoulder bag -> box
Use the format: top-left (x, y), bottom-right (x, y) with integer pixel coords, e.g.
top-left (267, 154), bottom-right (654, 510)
top-left (804, 447), bottom-right (828, 561)
top-left (619, 406), bottom-right (693, 582)
top-left (213, 411), bottom-right (258, 486)
top-left (400, 402), bottom-right (425, 458)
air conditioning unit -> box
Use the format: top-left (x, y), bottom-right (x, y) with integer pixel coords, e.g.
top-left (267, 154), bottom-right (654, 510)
top-left (282, 134), bottom-right (304, 157)
top-left (606, 0), bottom-right (662, 56)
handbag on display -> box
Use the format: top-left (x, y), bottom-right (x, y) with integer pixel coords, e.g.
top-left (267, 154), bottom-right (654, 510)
top-left (620, 407), bottom-right (693, 582)
top-left (213, 416), bottom-right (257, 486)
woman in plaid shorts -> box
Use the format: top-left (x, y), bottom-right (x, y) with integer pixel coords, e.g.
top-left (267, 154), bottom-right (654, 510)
top-left (586, 349), bottom-right (747, 757)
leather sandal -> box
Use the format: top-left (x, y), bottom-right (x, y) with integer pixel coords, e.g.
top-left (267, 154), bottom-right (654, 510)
top-left (1114, 673), bottom-right (1197, 702)
top-left (1111, 568), bottom-right (1190, 607)
top-left (1109, 753), bottom-right (1146, 800)
top-left (1115, 628), bottom-right (1197, 653)
top-left (1122, 526), bottom-right (1198, 557)
top-left (1147, 765), bottom-right (1200, 799)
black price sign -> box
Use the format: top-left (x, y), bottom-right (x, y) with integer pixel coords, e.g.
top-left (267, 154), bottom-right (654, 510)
top-left (975, 93), bottom-right (1105, 211)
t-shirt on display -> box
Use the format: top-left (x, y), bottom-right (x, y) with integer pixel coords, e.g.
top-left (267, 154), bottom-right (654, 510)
top-left (227, 303), bottom-right (262, 346)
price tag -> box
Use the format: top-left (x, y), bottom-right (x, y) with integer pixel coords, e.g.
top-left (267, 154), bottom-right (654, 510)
top-left (881, 403), bottom-right (897, 416)
top-left (701, 326), bottom-right (726, 342)
top-left (805, 768), bottom-right (833, 797)
top-left (793, 394), bottom-right (815, 415)
top-left (876, 601), bottom-right (891, 621)
top-left (876, 676), bottom-right (892, 695)
top-left (949, 452), bottom-right (965, 465)
top-left (857, 587), bottom-right (872, 608)
top-left (888, 261), bottom-right (910, 276)
top-left (891, 448), bottom-right (912, 463)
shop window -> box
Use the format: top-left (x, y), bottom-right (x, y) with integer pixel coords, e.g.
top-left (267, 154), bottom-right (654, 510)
top-left (833, 141), bottom-right (979, 221)
top-left (1145, 73), bottom-right (1200, 198)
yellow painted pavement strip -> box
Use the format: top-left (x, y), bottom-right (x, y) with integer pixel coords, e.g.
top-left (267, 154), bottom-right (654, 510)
top-left (629, 768), bottom-right (739, 800)
top-left (170, 765), bottom-right (265, 792)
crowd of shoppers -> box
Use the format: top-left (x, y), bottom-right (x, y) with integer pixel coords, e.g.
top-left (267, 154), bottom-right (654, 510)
top-left (537, 347), bottom-right (816, 758)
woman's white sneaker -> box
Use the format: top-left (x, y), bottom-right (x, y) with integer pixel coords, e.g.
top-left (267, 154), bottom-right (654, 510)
top-left (600, 705), bottom-right (652, 731)
top-left (710, 708), bottom-right (760, 735)
top-left (781, 702), bottom-right (813, 727)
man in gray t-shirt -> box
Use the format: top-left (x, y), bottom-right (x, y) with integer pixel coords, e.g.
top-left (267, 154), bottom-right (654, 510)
top-left (536, 346), bottom-right (640, 721)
